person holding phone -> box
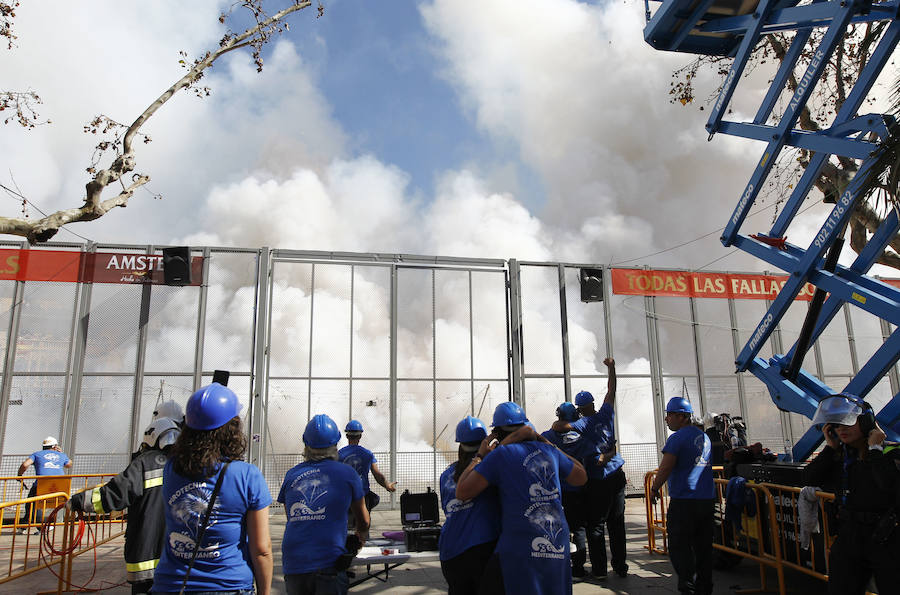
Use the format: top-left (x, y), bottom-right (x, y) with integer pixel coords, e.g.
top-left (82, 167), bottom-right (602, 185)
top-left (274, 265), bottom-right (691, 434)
top-left (456, 402), bottom-right (587, 594)
top-left (438, 416), bottom-right (500, 594)
top-left (806, 393), bottom-right (900, 594)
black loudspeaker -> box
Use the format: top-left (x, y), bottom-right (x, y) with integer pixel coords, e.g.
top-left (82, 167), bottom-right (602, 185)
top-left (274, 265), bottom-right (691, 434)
top-left (579, 268), bottom-right (604, 302)
top-left (162, 247), bottom-right (192, 286)
top-left (212, 370), bottom-right (230, 386)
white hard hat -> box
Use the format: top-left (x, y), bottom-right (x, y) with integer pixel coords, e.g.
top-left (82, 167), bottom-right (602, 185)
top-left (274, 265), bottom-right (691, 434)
top-left (142, 417), bottom-right (181, 449)
top-left (811, 395), bottom-right (864, 428)
top-left (153, 400), bottom-right (184, 422)
top-left (42, 436), bottom-right (58, 447)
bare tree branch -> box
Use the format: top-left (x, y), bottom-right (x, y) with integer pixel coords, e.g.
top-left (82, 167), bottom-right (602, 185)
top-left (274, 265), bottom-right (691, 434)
top-left (3, 0), bottom-right (315, 244)
top-left (0, 175), bottom-right (150, 243)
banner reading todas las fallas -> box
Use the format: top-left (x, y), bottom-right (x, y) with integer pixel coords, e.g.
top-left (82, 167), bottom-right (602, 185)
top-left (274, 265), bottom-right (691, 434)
top-left (0, 248), bottom-right (203, 286)
top-left (611, 268), bottom-right (900, 300)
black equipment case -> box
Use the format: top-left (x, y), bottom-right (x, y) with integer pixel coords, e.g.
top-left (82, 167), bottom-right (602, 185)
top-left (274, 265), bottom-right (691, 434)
top-left (735, 461), bottom-right (814, 487)
top-left (400, 488), bottom-right (441, 552)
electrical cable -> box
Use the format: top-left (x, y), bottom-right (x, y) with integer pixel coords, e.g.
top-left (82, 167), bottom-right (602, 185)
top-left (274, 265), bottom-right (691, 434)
top-left (35, 501), bottom-right (128, 592)
top-left (612, 193), bottom-right (832, 267)
top-left (0, 182), bottom-right (93, 242)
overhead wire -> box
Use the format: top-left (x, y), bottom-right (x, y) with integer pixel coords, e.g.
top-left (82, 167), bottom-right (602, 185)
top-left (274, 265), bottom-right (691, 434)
top-left (611, 190), bottom-right (831, 267)
top-left (0, 181), bottom-right (93, 242)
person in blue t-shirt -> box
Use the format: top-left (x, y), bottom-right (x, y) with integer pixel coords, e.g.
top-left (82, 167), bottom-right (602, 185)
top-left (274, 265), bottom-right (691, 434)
top-left (457, 402), bottom-right (587, 595)
top-left (649, 396), bottom-right (714, 595)
top-left (17, 435), bottom-right (73, 532)
top-left (552, 357), bottom-right (627, 579)
top-left (542, 403), bottom-right (590, 578)
top-left (279, 414), bottom-right (370, 595)
top-left (151, 383), bottom-right (273, 595)
top-left (338, 420), bottom-right (396, 520)
top-left (439, 416), bottom-right (501, 594)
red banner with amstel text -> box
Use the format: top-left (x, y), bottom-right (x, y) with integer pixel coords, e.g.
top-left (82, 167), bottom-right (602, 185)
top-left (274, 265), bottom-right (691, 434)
top-left (0, 249), bottom-right (203, 285)
top-left (611, 268), bottom-right (900, 300)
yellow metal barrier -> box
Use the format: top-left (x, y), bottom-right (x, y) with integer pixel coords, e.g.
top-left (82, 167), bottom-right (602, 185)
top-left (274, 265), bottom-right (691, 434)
top-left (643, 470), bottom-right (669, 554)
top-left (645, 470), bottom-right (787, 594)
top-left (758, 483), bottom-right (835, 582)
top-left (0, 474), bottom-right (127, 591)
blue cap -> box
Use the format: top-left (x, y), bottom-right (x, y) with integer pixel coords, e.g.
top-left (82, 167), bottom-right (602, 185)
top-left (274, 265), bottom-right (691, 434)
top-left (492, 401), bottom-right (528, 427)
top-left (345, 419), bottom-right (364, 433)
top-left (556, 402), bottom-right (579, 421)
top-left (665, 396), bottom-right (693, 414)
top-left (185, 383), bottom-right (241, 430)
top-left (304, 414), bottom-right (342, 448)
top-left (574, 391), bottom-right (594, 407)
top-left (455, 416), bottom-right (487, 443)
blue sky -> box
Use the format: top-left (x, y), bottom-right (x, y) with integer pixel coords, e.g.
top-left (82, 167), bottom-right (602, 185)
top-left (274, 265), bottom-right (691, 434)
top-left (285, 1), bottom-right (544, 209)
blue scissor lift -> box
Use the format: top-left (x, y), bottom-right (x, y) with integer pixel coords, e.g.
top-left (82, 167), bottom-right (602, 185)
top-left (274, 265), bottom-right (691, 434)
top-left (644, 0), bottom-right (900, 460)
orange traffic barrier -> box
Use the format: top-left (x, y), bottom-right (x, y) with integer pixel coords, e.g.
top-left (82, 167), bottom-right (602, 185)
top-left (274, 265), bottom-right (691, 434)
top-left (0, 474), bottom-right (127, 591)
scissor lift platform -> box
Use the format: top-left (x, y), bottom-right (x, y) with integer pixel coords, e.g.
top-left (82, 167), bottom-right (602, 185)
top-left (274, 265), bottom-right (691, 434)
top-left (644, 0), bottom-right (770, 54)
top-left (644, 0), bottom-right (900, 460)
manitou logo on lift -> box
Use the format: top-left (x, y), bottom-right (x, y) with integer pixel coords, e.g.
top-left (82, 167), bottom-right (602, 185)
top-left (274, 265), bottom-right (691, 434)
top-left (732, 184), bottom-right (754, 226)
top-left (715, 68), bottom-right (736, 113)
top-left (749, 313), bottom-right (774, 351)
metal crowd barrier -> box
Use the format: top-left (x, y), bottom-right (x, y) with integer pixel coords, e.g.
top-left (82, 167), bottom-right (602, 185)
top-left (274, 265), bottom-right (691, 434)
top-left (758, 483), bottom-right (835, 582)
top-left (643, 470), bottom-right (851, 595)
top-left (644, 470), bottom-right (787, 593)
top-left (0, 474), bottom-right (126, 590)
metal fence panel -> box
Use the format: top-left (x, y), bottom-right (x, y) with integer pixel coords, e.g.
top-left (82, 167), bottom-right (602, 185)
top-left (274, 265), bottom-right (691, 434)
top-left (0, 243), bottom-right (891, 512)
top-left (3, 376), bottom-right (67, 456)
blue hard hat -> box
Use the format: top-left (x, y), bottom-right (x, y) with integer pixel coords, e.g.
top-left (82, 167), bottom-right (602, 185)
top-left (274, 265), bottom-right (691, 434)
top-left (345, 419), bottom-right (364, 433)
top-left (574, 391), bottom-right (594, 407)
top-left (492, 401), bottom-right (528, 427)
top-left (185, 383), bottom-right (241, 430)
top-left (666, 396), bottom-right (693, 414)
top-left (556, 402), bottom-right (579, 421)
top-left (455, 416), bottom-right (487, 443)
top-left (304, 414), bottom-right (342, 448)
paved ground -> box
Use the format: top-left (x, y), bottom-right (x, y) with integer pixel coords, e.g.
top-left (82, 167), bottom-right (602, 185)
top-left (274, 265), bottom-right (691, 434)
top-left (8, 498), bottom-right (822, 594)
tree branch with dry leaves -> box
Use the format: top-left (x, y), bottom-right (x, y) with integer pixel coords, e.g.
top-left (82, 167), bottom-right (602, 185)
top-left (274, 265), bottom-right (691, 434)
top-left (0, 0), bottom-right (318, 244)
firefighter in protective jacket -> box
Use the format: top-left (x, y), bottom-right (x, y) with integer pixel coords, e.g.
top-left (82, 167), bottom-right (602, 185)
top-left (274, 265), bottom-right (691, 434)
top-left (806, 394), bottom-right (900, 595)
top-left (68, 417), bottom-right (180, 594)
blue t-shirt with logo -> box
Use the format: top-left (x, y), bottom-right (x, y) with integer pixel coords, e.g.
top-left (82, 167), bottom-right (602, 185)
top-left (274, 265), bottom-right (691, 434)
top-left (338, 445), bottom-right (375, 492)
top-left (438, 462), bottom-right (500, 561)
top-left (476, 441), bottom-right (574, 595)
top-left (151, 460), bottom-right (272, 593)
top-left (278, 459), bottom-right (365, 575)
top-left (572, 403), bottom-right (625, 479)
top-left (662, 425), bottom-right (714, 499)
top-left (541, 430), bottom-right (589, 492)
top-left (30, 450), bottom-right (70, 475)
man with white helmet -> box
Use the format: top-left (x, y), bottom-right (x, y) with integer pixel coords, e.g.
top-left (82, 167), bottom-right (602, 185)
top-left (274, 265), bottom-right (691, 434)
top-left (68, 417), bottom-right (180, 594)
top-left (153, 400), bottom-right (184, 425)
top-left (17, 435), bottom-right (73, 533)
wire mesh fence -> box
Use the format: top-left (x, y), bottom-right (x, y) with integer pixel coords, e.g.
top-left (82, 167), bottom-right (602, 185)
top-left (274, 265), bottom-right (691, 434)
top-left (0, 242), bottom-right (892, 506)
